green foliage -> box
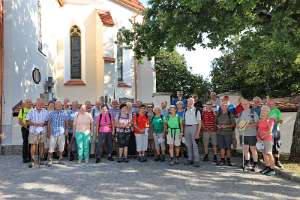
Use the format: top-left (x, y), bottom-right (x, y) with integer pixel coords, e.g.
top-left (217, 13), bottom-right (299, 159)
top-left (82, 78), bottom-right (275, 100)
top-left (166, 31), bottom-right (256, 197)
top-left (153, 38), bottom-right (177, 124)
top-left (155, 50), bottom-right (209, 97)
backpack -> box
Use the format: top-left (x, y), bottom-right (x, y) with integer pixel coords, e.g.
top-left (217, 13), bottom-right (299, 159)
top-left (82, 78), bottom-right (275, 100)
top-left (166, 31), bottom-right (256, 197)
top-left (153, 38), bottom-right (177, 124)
top-left (166, 114), bottom-right (181, 131)
top-left (217, 110), bottom-right (235, 130)
top-left (135, 112), bottom-right (148, 127)
top-left (150, 115), bottom-right (164, 124)
top-left (184, 107), bottom-right (201, 122)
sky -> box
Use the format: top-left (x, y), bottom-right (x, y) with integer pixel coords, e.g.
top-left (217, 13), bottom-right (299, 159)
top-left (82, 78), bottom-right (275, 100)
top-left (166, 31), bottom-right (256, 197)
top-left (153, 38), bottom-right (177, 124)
top-left (139, 0), bottom-right (222, 79)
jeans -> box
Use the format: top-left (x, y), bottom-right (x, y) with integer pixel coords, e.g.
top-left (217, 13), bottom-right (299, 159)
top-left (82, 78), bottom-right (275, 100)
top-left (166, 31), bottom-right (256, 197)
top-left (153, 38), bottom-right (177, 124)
top-left (96, 133), bottom-right (113, 159)
top-left (75, 131), bottom-right (91, 161)
top-left (21, 127), bottom-right (31, 161)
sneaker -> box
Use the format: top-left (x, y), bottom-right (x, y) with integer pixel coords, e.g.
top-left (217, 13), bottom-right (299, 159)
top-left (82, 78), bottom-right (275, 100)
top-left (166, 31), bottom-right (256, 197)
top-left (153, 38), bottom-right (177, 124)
top-left (137, 156), bottom-right (142, 162)
top-left (217, 159), bottom-right (225, 166)
top-left (96, 158), bottom-right (101, 163)
top-left (275, 161), bottom-right (283, 168)
top-left (108, 156), bottom-right (114, 161)
top-left (141, 156), bottom-right (147, 162)
top-left (184, 160), bottom-right (193, 165)
top-left (160, 155), bottom-right (166, 162)
top-left (117, 157), bottom-right (123, 163)
top-left (253, 165), bottom-right (260, 173)
top-left (28, 162), bottom-right (35, 168)
top-left (193, 161), bottom-right (200, 167)
top-left (260, 167), bottom-right (270, 174)
top-left (265, 169), bottom-right (276, 176)
top-left (77, 160), bottom-right (82, 164)
top-left (169, 158), bottom-right (175, 166)
top-left (123, 157), bottom-right (129, 163)
top-left (47, 160), bottom-right (53, 167)
top-left (175, 157), bottom-right (180, 164)
top-left (154, 155), bottom-right (160, 161)
top-left (203, 155), bottom-right (209, 162)
top-left (213, 155), bottom-right (218, 163)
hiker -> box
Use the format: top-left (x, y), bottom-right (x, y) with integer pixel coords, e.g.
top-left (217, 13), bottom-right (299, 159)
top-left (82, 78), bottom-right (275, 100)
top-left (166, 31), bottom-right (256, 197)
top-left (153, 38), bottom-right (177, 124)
top-left (252, 97), bottom-right (262, 116)
top-left (44, 101), bottom-right (55, 160)
top-left (90, 100), bottom-right (101, 157)
top-left (26, 98), bottom-right (49, 168)
top-left (95, 104), bottom-right (115, 163)
top-left (202, 101), bottom-right (218, 163)
top-left (210, 92), bottom-right (221, 112)
top-left (237, 99), bottom-right (259, 172)
top-left (192, 94), bottom-right (203, 113)
top-left (176, 101), bottom-right (185, 119)
top-left (18, 99), bottom-right (32, 163)
top-left (161, 101), bottom-right (169, 117)
top-left (172, 91), bottom-right (187, 109)
top-left (183, 98), bottom-right (201, 167)
top-left (166, 105), bottom-right (183, 165)
top-left (151, 107), bottom-right (166, 162)
top-left (110, 99), bottom-right (120, 119)
top-left (115, 103), bottom-right (132, 162)
top-left (67, 101), bottom-right (79, 161)
top-left (47, 101), bottom-right (68, 166)
top-left (73, 104), bottom-right (93, 164)
top-left (133, 104), bottom-right (149, 162)
top-left (267, 99), bottom-right (283, 168)
top-left (257, 105), bottom-right (276, 176)
top-left (216, 101), bottom-right (235, 166)
top-left (147, 104), bottom-right (155, 155)
top-left (127, 102), bottom-right (137, 156)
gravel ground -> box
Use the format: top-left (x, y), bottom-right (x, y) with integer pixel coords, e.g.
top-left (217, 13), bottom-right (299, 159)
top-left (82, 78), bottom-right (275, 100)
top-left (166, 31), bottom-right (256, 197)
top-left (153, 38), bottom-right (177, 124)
top-left (0, 155), bottom-right (299, 200)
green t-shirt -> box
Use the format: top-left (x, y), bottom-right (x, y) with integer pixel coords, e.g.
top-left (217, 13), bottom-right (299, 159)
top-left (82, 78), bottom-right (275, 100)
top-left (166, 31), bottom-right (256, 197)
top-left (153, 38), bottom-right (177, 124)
top-left (167, 114), bottom-right (182, 135)
top-left (17, 107), bottom-right (31, 127)
top-left (151, 115), bottom-right (165, 134)
top-left (269, 108), bottom-right (282, 121)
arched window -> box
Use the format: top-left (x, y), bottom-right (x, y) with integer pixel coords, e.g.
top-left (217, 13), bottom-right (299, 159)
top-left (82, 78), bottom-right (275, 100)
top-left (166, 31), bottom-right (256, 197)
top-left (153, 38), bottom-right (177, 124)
top-left (70, 25), bottom-right (81, 79)
top-left (116, 32), bottom-right (123, 82)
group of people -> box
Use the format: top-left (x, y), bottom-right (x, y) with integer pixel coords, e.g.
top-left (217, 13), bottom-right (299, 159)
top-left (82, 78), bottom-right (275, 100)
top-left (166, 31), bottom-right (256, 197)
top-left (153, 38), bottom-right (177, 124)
top-left (18, 91), bottom-right (283, 176)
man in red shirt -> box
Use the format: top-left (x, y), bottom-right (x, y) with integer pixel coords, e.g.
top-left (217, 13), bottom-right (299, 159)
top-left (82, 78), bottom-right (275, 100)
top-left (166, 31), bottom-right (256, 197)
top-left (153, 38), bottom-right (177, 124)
top-left (202, 101), bottom-right (218, 162)
top-left (133, 104), bottom-right (149, 162)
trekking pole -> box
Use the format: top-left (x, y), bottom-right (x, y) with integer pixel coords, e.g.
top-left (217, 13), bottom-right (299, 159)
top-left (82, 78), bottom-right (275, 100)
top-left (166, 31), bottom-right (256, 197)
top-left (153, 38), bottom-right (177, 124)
top-left (242, 128), bottom-right (245, 172)
top-left (37, 135), bottom-right (40, 168)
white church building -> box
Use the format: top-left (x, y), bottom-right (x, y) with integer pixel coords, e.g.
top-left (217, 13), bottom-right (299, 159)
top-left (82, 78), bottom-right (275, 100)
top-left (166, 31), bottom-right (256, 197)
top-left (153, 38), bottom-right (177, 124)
top-left (0, 0), bottom-right (157, 146)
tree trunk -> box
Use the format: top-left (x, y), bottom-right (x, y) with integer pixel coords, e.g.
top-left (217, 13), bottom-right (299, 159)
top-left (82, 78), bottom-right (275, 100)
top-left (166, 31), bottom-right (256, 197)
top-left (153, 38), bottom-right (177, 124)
top-left (289, 104), bottom-right (300, 163)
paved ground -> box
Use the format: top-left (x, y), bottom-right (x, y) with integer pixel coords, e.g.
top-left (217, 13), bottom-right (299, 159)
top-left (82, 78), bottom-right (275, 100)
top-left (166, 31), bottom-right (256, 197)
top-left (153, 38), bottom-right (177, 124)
top-left (0, 155), bottom-right (299, 200)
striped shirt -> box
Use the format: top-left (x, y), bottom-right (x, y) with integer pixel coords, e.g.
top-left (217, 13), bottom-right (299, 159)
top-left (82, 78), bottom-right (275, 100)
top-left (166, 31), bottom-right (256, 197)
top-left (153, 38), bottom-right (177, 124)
top-left (202, 110), bottom-right (216, 131)
top-left (49, 110), bottom-right (68, 137)
top-left (26, 108), bottom-right (49, 134)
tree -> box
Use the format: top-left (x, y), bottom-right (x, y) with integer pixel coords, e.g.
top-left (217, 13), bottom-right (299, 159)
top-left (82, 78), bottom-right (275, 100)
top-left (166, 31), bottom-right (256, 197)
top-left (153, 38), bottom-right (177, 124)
top-left (155, 50), bottom-right (209, 98)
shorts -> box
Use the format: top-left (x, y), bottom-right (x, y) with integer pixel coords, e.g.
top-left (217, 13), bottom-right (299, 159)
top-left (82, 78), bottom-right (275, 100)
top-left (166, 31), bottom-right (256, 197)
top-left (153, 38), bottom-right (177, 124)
top-left (203, 132), bottom-right (217, 145)
top-left (29, 133), bottom-right (46, 144)
top-left (264, 141), bottom-right (273, 155)
top-left (167, 133), bottom-right (181, 147)
top-left (117, 132), bottom-right (131, 147)
top-left (240, 136), bottom-right (257, 146)
top-left (153, 133), bottom-right (166, 150)
top-left (49, 135), bottom-right (65, 153)
top-left (217, 134), bottom-right (232, 149)
top-left (272, 136), bottom-right (281, 154)
top-left (135, 133), bottom-right (148, 152)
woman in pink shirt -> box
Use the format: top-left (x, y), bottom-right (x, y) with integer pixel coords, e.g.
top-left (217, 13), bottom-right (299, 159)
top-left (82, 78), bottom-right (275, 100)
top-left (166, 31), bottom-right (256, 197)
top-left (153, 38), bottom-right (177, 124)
top-left (95, 105), bottom-right (115, 163)
top-left (73, 104), bottom-right (93, 164)
top-left (257, 105), bottom-right (275, 176)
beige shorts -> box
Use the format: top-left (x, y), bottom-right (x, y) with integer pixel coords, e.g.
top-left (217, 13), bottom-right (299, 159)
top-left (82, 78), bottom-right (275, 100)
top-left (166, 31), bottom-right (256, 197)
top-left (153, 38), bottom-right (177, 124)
top-left (29, 133), bottom-right (46, 144)
top-left (263, 141), bottom-right (273, 155)
top-left (203, 132), bottom-right (217, 145)
top-left (167, 133), bottom-right (181, 147)
top-left (49, 135), bottom-right (65, 153)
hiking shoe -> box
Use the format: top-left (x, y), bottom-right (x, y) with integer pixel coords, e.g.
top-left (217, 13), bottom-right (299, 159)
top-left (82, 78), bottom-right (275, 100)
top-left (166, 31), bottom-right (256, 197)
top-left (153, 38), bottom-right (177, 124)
top-left (193, 161), bottom-right (200, 168)
top-left (154, 155), bottom-right (160, 161)
top-left (160, 155), bottom-right (165, 162)
top-left (28, 162), bottom-right (35, 168)
top-left (137, 156), bottom-right (142, 162)
top-left (77, 160), bottom-right (82, 164)
top-left (217, 160), bottom-right (225, 166)
top-left (47, 160), bottom-right (53, 167)
top-left (265, 169), bottom-right (276, 176)
top-left (184, 160), bottom-right (193, 165)
top-left (141, 156), bottom-right (147, 162)
top-left (260, 167), bottom-right (270, 174)
top-left (96, 158), bottom-right (101, 163)
top-left (117, 158), bottom-right (123, 163)
top-left (169, 158), bottom-right (175, 166)
top-left (253, 165), bottom-right (260, 173)
top-left (203, 155), bottom-right (209, 162)
top-left (175, 157), bottom-right (180, 164)
top-left (213, 155), bottom-right (218, 163)
top-left (85, 160), bottom-right (89, 164)
top-left (227, 159), bottom-right (233, 166)
top-left (275, 161), bottom-right (283, 168)
top-left (108, 156), bottom-right (114, 161)
top-left (123, 157), bottom-right (129, 163)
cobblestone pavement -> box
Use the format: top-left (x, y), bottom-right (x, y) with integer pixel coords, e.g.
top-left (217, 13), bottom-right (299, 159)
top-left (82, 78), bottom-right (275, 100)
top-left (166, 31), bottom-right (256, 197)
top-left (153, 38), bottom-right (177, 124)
top-left (0, 155), bottom-right (299, 200)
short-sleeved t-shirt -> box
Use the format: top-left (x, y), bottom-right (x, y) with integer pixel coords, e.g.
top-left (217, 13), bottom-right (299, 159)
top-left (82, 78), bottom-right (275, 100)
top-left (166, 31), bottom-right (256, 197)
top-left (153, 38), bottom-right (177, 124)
top-left (115, 113), bottom-right (131, 133)
top-left (134, 114), bottom-right (149, 134)
top-left (74, 112), bottom-right (93, 133)
top-left (18, 107), bottom-right (31, 127)
top-left (202, 110), bottom-right (216, 132)
top-left (167, 114), bottom-right (182, 135)
top-left (237, 109), bottom-right (259, 137)
top-left (176, 111), bottom-right (185, 119)
top-left (151, 115), bottom-right (165, 134)
top-left (216, 111), bottom-right (235, 135)
top-left (257, 119), bottom-right (274, 141)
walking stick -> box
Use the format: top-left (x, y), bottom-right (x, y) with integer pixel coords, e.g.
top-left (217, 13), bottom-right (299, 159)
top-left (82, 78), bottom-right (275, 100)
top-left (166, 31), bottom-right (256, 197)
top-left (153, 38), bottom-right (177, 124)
top-left (37, 134), bottom-right (40, 168)
top-left (239, 120), bottom-right (248, 172)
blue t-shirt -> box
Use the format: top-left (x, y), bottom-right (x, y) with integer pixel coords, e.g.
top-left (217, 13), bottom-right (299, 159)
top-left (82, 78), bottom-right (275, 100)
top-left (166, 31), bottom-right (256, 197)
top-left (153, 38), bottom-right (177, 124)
top-left (176, 111), bottom-right (185, 119)
top-left (171, 98), bottom-right (187, 109)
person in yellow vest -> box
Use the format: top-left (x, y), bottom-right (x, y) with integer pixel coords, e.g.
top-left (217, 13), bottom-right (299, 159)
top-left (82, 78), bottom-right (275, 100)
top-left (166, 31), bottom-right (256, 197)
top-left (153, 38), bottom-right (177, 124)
top-left (18, 99), bottom-right (32, 163)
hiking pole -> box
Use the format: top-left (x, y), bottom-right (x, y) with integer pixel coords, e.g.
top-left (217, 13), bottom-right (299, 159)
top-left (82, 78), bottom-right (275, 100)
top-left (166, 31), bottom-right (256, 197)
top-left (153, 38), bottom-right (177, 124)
top-left (242, 128), bottom-right (245, 172)
top-left (37, 135), bottom-right (40, 168)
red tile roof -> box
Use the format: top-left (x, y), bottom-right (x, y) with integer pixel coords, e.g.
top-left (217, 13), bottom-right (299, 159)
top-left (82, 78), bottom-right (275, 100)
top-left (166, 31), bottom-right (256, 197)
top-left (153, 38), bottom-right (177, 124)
top-left (98, 11), bottom-right (115, 26)
top-left (115, 0), bottom-right (144, 11)
top-left (57, 0), bottom-right (64, 7)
